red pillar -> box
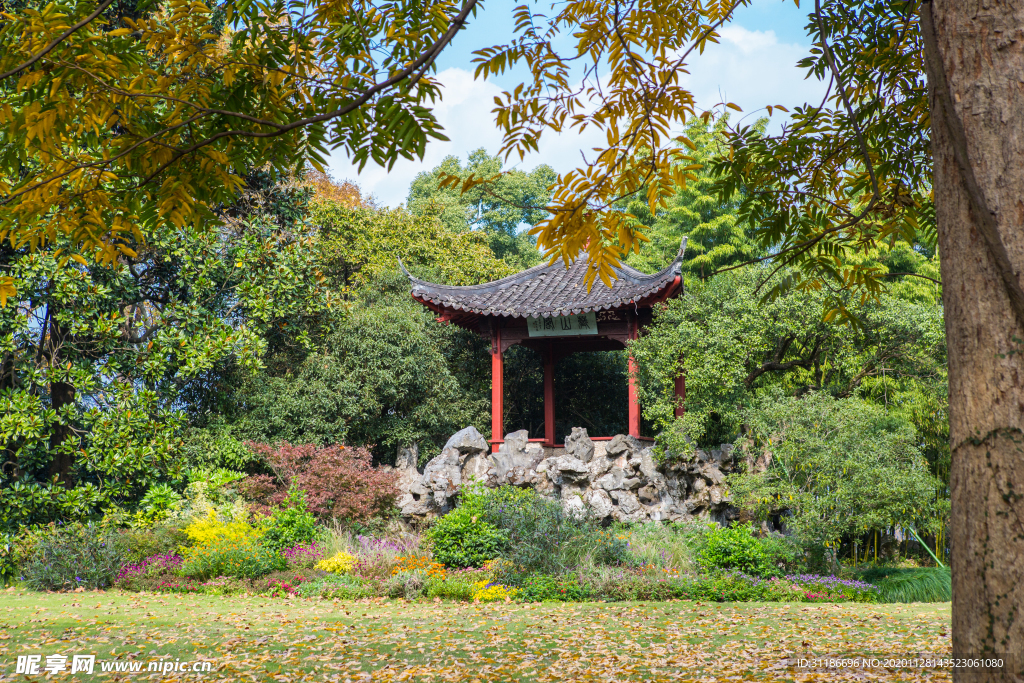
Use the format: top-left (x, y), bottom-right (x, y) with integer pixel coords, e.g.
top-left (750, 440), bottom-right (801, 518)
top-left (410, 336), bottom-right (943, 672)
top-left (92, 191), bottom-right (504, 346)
top-left (491, 325), bottom-right (503, 453)
top-left (628, 316), bottom-right (640, 437)
top-left (544, 343), bottom-right (555, 446)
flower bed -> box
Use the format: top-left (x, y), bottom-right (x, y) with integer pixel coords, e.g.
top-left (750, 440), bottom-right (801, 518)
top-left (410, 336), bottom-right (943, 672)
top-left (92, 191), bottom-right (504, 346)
top-left (107, 542), bottom-right (879, 604)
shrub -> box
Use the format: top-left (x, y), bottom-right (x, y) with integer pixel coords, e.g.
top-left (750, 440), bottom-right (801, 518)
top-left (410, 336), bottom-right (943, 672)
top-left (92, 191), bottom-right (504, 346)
top-left (316, 552), bottom-right (358, 574)
top-left (516, 574), bottom-right (592, 602)
top-left (237, 475), bottom-right (279, 516)
top-left (20, 522), bottom-right (124, 591)
top-left (136, 484), bottom-right (184, 525)
top-left (296, 574), bottom-right (376, 599)
top-left (382, 570), bottom-right (428, 599)
top-left (180, 427), bottom-right (265, 473)
top-left (865, 567), bottom-right (951, 603)
top-left (730, 392), bottom-right (948, 554)
top-left (260, 488), bottom-right (321, 551)
top-left (786, 574), bottom-right (879, 603)
top-left (118, 522), bottom-right (189, 564)
top-left (181, 536), bottom-right (286, 580)
top-left (478, 486), bottom-right (627, 577)
top-left (115, 554), bottom-right (184, 590)
top-left (349, 533), bottom-right (422, 578)
top-left (200, 576), bottom-right (252, 595)
top-left (264, 572), bottom-right (314, 597)
top-left (182, 509), bottom-right (263, 548)
top-left (696, 523), bottom-right (797, 578)
top-left (282, 542), bottom-right (325, 568)
top-left (424, 570), bottom-right (487, 601)
top-left (425, 507), bottom-right (508, 568)
top-left (0, 532), bottom-right (16, 586)
top-left (621, 521), bottom-right (707, 572)
top-left (391, 555), bottom-right (447, 577)
top-left (246, 442), bottom-right (399, 520)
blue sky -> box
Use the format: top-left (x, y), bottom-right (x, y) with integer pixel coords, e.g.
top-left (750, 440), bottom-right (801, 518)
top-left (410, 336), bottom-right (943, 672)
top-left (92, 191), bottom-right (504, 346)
top-left (326, 0), bottom-right (824, 207)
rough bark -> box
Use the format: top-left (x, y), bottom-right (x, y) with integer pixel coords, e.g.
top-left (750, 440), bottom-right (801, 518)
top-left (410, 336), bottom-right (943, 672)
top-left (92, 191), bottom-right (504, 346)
top-left (925, 1), bottom-right (1024, 679)
top-left (45, 310), bottom-right (76, 484)
top-left (47, 380), bottom-right (76, 483)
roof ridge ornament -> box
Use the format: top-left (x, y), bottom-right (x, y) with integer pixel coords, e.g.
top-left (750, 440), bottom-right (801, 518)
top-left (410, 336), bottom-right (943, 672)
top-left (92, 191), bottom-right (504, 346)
top-left (397, 257), bottom-right (412, 279)
top-left (676, 236), bottom-right (688, 263)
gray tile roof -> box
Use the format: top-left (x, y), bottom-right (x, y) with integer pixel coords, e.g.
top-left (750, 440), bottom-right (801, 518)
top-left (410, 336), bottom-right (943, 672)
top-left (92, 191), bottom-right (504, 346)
top-left (402, 238), bottom-right (686, 318)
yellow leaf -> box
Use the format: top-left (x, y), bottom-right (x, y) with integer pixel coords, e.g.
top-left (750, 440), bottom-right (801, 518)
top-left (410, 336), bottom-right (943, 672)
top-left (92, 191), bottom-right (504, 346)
top-left (0, 278), bottom-right (16, 307)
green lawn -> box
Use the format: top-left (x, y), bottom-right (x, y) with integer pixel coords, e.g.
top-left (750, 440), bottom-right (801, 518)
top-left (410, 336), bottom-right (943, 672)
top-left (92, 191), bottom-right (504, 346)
top-left (0, 589), bottom-right (952, 681)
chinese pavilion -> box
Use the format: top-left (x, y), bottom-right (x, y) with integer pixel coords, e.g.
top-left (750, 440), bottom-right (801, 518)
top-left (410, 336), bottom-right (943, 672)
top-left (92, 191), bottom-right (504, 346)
top-left (402, 239), bottom-right (687, 452)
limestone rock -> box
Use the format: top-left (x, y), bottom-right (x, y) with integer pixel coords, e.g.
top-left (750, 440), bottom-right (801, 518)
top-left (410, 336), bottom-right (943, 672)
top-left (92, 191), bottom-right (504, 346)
top-left (587, 489), bottom-right (614, 519)
top-left (422, 448), bottom-right (462, 512)
top-left (492, 430), bottom-right (547, 486)
top-left (500, 429), bottom-right (531, 462)
top-left (638, 448), bottom-right (660, 479)
top-left (698, 462), bottom-right (727, 486)
top-left (397, 478), bottom-right (435, 517)
top-left (396, 443), bottom-right (419, 471)
top-left (395, 426), bottom-right (740, 527)
top-left (564, 427), bottom-right (595, 463)
top-left (551, 456), bottom-right (590, 485)
top-left (709, 485), bottom-right (727, 506)
top-left (443, 426), bottom-right (489, 455)
top-left (462, 452), bottom-right (497, 486)
top-left (637, 484), bottom-right (660, 505)
top-left (588, 451), bottom-right (614, 479)
top-left (596, 467), bottom-right (624, 491)
top-left (561, 488), bottom-right (587, 518)
top-left (606, 433), bottom-right (643, 458)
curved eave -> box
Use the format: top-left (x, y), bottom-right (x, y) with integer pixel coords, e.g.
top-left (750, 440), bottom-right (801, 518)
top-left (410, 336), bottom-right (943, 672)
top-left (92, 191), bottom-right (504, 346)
top-left (402, 237), bottom-right (687, 319)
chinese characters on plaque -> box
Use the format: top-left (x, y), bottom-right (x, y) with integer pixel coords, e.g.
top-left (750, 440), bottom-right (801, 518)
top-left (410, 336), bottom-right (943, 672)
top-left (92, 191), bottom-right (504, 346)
top-left (527, 312), bottom-right (599, 337)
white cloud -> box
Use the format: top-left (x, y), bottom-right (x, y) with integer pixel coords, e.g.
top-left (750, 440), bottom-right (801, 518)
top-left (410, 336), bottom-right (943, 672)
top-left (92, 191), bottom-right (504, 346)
top-left (679, 26), bottom-right (825, 124)
top-left (718, 26), bottom-right (781, 55)
top-left (327, 25), bottom-right (826, 207)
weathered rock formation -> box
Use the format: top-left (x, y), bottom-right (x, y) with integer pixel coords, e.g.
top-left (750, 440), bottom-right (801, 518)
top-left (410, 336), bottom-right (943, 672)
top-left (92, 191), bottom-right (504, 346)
top-left (393, 426), bottom-right (738, 524)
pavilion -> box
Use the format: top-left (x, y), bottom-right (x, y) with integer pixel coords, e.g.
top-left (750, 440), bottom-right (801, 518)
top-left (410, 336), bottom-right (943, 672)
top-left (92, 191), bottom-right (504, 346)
top-left (402, 239), bottom-right (687, 452)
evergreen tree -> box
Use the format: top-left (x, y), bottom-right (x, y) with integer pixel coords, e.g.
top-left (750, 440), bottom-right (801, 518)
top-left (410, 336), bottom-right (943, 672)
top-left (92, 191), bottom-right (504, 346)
top-left (406, 149), bottom-right (555, 269)
top-left (626, 116), bottom-right (764, 278)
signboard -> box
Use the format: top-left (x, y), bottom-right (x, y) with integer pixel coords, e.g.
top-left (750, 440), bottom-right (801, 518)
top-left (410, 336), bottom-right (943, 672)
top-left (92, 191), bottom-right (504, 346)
top-left (527, 312), bottom-right (599, 337)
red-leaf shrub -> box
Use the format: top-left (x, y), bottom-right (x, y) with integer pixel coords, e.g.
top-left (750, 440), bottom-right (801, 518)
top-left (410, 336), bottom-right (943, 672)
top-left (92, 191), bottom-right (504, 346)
top-left (236, 475), bottom-right (279, 518)
top-left (244, 443), bottom-right (399, 521)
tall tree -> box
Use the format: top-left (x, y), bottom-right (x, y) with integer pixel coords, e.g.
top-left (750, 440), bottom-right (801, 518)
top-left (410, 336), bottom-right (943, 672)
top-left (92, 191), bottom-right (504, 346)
top-left (0, 179), bottom-right (327, 526)
top-left (631, 262), bottom-right (947, 459)
top-left (406, 149), bottom-right (553, 268)
top-left (624, 116), bottom-right (763, 277)
top-left (924, 0), bottom-right (1024, 669)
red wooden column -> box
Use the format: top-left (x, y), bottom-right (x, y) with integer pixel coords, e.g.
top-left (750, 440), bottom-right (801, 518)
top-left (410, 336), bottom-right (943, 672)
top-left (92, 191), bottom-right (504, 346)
top-left (627, 315), bottom-right (640, 437)
top-left (491, 324), bottom-right (504, 453)
top-left (544, 342), bottom-right (555, 446)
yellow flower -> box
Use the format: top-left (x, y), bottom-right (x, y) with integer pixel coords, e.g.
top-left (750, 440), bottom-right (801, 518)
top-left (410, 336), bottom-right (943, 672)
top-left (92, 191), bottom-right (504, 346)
top-left (472, 580), bottom-right (518, 603)
top-left (316, 552), bottom-right (357, 574)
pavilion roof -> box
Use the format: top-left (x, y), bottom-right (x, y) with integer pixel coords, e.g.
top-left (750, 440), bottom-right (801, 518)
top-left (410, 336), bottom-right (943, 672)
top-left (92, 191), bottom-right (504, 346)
top-left (402, 238), bottom-right (686, 319)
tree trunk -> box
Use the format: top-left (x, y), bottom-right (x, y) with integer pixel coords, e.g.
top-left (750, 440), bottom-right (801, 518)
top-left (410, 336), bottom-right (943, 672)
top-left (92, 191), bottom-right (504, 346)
top-left (926, 1), bottom-right (1024, 679)
top-left (45, 310), bottom-right (76, 484)
top-left (47, 380), bottom-right (76, 483)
